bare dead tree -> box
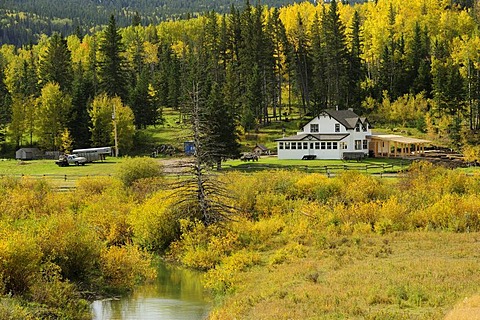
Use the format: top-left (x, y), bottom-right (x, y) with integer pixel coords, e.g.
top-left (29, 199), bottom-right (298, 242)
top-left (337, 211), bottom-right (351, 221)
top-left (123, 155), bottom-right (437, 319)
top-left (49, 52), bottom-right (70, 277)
top-left (171, 81), bottom-right (237, 226)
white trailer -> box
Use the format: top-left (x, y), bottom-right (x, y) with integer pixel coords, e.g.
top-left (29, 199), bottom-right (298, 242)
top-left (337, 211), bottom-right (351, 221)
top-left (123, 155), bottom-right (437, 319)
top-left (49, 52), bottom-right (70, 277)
top-left (72, 147), bottom-right (112, 162)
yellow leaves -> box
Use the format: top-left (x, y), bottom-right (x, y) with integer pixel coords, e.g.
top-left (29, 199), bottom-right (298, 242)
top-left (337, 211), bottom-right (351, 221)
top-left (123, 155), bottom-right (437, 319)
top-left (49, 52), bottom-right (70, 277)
top-left (143, 41), bottom-right (159, 64)
top-left (100, 245), bottom-right (156, 290)
top-left (171, 219), bottom-right (240, 270)
top-left (204, 249), bottom-right (261, 295)
top-left (0, 230), bottom-right (42, 294)
top-left (129, 190), bottom-right (179, 252)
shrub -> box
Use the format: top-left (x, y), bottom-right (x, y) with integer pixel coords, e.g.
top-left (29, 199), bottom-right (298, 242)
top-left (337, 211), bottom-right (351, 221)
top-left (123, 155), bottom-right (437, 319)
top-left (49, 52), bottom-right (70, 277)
top-left (116, 157), bottom-right (162, 187)
top-left (36, 213), bottom-right (103, 283)
top-left (129, 190), bottom-right (180, 252)
top-left (204, 250), bottom-right (261, 295)
top-left (100, 245), bottom-right (156, 292)
top-left (0, 298), bottom-right (33, 320)
top-left (0, 231), bottom-right (42, 295)
top-left (27, 262), bottom-right (91, 320)
top-left (170, 220), bottom-right (239, 270)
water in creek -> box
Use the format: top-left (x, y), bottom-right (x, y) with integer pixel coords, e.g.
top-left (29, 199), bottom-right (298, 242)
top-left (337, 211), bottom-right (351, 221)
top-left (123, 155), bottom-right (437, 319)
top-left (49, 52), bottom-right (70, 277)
top-left (91, 262), bottom-right (210, 320)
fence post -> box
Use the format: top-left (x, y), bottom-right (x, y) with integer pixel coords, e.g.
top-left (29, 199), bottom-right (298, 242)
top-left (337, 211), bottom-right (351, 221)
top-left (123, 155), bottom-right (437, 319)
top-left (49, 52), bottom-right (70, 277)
top-left (64, 175), bottom-right (67, 181)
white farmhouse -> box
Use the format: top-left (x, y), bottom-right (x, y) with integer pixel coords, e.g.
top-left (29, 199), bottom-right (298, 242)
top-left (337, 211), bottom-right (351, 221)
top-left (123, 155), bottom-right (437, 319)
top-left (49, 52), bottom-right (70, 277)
top-left (275, 109), bottom-right (371, 160)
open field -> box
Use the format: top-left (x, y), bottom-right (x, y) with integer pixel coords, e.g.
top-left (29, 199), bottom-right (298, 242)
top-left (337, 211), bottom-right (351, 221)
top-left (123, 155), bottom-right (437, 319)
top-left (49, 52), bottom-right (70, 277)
top-left (222, 156), bottom-right (411, 174)
top-left (0, 159), bottom-right (121, 176)
top-left (209, 231), bottom-right (480, 320)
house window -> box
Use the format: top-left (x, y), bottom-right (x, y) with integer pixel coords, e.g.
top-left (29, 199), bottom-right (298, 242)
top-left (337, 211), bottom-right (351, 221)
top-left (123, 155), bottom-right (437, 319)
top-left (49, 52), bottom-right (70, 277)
top-left (355, 140), bottom-right (361, 150)
top-left (335, 124), bottom-right (340, 132)
top-left (291, 142), bottom-right (296, 149)
top-left (310, 124), bottom-right (319, 133)
top-left (315, 142), bottom-right (320, 149)
top-left (362, 124), bottom-right (367, 132)
top-left (297, 142), bottom-right (302, 150)
top-left (342, 142), bottom-right (348, 150)
top-left (327, 142), bottom-right (332, 149)
top-left (285, 142), bottom-right (290, 149)
top-left (333, 142), bottom-right (338, 149)
top-left (321, 142), bottom-right (326, 149)
top-left (363, 140), bottom-right (368, 149)
top-left (355, 124), bottom-right (360, 132)
top-left (310, 142), bottom-right (314, 149)
top-left (279, 142), bottom-right (284, 150)
top-left (303, 142), bottom-right (308, 149)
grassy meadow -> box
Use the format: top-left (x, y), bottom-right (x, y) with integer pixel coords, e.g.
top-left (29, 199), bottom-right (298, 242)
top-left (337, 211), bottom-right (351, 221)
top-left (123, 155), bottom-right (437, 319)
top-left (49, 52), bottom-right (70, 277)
top-left (3, 108), bottom-right (480, 319)
top-left (167, 163), bottom-right (480, 319)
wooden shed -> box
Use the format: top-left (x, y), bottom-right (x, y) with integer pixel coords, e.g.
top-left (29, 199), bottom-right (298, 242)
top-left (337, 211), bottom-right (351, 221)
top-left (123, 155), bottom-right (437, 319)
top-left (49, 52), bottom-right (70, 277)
top-left (15, 148), bottom-right (42, 160)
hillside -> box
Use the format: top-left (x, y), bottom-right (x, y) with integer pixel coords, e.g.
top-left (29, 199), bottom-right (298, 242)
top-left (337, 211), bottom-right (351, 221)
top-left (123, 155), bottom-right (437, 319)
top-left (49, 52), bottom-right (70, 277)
top-left (0, 0), bottom-right (299, 46)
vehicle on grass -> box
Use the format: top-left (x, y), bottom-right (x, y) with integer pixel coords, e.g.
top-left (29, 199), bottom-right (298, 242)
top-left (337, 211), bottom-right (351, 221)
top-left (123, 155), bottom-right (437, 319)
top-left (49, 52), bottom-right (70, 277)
top-left (55, 154), bottom-right (87, 166)
top-left (240, 152), bottom-right (259, 162)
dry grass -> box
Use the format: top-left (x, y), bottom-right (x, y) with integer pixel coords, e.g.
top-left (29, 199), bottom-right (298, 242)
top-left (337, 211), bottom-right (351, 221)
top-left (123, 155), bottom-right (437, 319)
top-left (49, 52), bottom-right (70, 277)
top-left (208, 232), bottom-right (480, 320)
top-left (444, 296), bottom-right (480, 320)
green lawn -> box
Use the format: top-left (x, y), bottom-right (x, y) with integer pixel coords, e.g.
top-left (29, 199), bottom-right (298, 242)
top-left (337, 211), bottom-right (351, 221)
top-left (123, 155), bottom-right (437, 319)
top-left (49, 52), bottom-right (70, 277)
top-left (222, 156), bottom-right (411, 174)
top-left (0, 159), bottom-right (121, 176)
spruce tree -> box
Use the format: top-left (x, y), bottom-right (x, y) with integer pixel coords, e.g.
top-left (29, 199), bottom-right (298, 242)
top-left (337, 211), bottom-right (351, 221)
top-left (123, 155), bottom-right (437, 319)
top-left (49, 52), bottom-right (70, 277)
top-left (310, 12), bottom-right (327, 114)
top-left (69, 63), bottom-right (94, 148)
top-left (98, 15), bottom-right (129, 101)
top-left (323, 0), bottom-right (349, 108)
top-left (347, 10), bottom-right (364, 111)
top-left (38, 32), bottom-right (73, 92)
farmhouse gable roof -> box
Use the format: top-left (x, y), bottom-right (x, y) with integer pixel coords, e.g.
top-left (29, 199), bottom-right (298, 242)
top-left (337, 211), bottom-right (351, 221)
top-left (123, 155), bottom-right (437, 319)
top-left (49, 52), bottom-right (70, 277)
top-left (318, 109), bottom-right (369, 130)
top-left (275, 133), bottom-right (349, 142)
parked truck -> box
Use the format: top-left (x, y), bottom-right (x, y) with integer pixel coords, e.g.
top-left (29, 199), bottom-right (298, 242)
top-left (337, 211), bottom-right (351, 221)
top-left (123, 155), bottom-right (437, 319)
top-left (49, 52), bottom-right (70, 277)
top-left (55, 154), bottom-right (87, 166)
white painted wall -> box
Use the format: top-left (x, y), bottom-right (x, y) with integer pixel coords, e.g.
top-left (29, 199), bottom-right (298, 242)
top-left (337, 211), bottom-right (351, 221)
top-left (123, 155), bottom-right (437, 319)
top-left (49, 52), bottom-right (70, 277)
top-left (277, 140), bottom-right (346, 160)
top-left (277, 114), bottom-right (372, 160)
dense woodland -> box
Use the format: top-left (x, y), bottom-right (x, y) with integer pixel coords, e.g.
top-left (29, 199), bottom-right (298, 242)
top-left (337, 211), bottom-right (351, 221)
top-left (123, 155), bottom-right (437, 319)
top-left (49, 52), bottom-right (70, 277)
top-left (1, 0), bottom-right (480, 159)
top-left (0, 0), bottom-right (317, 47)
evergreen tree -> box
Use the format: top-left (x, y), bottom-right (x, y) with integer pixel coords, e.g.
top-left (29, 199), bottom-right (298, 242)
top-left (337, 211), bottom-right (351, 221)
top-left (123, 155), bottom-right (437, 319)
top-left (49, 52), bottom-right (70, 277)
top-left (69, 63), bottom-right (94, 148)
top-left (38, 32), bottom-right (73, 92)
top-left (310, 12), bottom-right (327, 115)
top-left (129, 68), bottom-right (157, 129)
top-left (323, 0), bottom-right (349, 108)
top-left (0, 62), bottom-right (11, 142)
top-left (204, 81), bottom-right (241, 169)
top-left (266, 8), bottom-right (288, 120)
top-left (132, 11), bottom-right (142, 27)
top-left (409, 24), bottom-right (432, 96)
top-left (347, 10), bottom-right (364, 111)
top-left (98, 15), bottom-right (129, 101)
top-left (292, 13), bottom-right (311, 114)
top-left (432, 60), bottom-right (465, 116)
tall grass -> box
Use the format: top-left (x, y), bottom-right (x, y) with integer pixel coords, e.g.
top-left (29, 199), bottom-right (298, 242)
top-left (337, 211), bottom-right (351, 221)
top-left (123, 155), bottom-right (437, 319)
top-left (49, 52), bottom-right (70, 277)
top-left (168, 163), bottom-right (480, 319)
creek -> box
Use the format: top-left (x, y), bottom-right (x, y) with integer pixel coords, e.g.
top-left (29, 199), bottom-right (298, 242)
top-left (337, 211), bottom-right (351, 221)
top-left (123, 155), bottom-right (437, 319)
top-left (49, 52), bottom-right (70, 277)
top-left (91, 261), bottom-right (210, 320)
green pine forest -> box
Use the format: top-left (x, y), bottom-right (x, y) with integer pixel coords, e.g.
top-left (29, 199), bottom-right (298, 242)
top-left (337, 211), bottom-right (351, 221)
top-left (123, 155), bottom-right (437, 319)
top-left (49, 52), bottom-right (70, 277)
top-left (1, 0), bottom-right (480, 158)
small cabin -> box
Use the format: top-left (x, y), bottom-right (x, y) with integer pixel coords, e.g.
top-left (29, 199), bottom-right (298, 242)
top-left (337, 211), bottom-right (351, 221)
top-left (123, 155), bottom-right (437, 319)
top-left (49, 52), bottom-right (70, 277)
top-left (253, 144), bottom-right (270, 156)
top-left (15, 148), bottom-right (42, 160)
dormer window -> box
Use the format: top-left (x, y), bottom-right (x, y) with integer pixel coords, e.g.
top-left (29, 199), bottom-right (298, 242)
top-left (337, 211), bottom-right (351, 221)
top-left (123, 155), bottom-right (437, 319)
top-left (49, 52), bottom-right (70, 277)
top-left (362, 124), bottom-right (367, 132)
top-left (335, 124), bottom-right (340, 132)
top-left (310, 124), bottom-right (319, 133)
top-left (355, 124), bottom-right (360, 132)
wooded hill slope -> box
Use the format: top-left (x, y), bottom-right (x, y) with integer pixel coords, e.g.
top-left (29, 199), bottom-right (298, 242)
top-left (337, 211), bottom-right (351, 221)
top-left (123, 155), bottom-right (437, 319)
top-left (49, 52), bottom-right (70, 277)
top-left (0, 0), bottom-right (309, 47)
top-left (1, 0), bottom-right (480, 161)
